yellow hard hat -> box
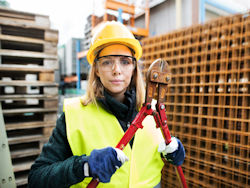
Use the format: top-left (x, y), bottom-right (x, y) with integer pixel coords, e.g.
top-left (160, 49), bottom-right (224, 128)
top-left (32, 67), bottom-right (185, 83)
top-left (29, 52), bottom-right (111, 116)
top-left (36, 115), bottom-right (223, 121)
top-left (87, 21), bottom-right (142, 64)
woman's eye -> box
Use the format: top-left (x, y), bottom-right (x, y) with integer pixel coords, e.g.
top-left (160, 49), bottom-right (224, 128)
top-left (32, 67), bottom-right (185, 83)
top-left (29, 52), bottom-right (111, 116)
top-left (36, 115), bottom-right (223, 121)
top-left (102, 60), bottom-right (111, 66)
top-left (121, 59), bottom-right (130, 65)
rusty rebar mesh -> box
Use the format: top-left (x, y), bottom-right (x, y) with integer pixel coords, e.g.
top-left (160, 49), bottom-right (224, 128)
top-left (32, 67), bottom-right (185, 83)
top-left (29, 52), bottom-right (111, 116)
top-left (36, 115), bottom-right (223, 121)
top-left (141, 12), bottom-right (250, 188)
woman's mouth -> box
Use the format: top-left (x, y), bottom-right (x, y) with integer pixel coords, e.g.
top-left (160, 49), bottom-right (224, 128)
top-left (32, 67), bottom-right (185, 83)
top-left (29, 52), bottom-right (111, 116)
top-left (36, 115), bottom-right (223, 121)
top-left (110, 80), bottom-right (123, 85)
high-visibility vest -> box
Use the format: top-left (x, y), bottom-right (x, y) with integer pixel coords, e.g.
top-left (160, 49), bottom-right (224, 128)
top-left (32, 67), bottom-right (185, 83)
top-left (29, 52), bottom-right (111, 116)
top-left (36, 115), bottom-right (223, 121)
top-left (64, 97), bottom-right (164, 188)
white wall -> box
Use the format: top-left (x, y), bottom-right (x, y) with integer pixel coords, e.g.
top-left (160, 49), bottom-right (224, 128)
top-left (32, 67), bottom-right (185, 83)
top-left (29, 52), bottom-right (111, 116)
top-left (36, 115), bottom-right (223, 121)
top-left (65, 39), bottom-right (73, 76)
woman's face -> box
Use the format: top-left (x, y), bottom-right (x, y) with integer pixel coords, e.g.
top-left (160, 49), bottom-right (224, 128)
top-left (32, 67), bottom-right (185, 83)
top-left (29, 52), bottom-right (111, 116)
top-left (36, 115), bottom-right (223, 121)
top-left (95, 44), bottom-right (135, 101)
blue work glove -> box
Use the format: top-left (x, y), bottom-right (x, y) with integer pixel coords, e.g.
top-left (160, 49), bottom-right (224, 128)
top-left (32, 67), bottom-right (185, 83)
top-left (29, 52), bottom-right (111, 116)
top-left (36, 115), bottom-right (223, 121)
top-left (86, 147), bottom-right (128, 183)
top-left (158, 137), bottom-right (185, 166)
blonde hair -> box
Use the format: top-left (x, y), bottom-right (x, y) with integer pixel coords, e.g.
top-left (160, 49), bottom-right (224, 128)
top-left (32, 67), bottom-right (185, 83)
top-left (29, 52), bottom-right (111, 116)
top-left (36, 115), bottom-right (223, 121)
top-left (81, 61), bottom-right (145, 111)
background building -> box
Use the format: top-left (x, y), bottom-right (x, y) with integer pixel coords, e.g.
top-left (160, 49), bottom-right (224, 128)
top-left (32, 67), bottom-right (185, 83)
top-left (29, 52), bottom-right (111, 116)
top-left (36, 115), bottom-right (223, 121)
top-left (135, 0), bottom-right (238, 36)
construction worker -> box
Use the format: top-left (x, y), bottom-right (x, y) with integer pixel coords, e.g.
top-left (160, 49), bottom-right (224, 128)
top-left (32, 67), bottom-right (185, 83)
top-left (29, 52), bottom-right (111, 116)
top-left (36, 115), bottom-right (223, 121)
top-left (28, 21), bottom-right (185, 188)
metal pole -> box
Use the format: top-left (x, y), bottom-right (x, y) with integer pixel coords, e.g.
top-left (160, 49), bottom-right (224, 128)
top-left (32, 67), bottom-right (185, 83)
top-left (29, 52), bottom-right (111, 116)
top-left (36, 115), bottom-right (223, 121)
top-left (76, 40), bottom-right (81, 92)
top-left (176, 0), bottom-right (182, 29)
top-left (200, 0), bottom-right (205, 24)
top-left (118, 8), bottom-right (123, 23)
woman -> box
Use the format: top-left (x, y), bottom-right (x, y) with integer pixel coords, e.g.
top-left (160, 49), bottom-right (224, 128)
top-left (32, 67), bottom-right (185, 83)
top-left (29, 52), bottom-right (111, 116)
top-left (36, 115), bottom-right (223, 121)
top-left (28, 21), bottom-right (185, 188)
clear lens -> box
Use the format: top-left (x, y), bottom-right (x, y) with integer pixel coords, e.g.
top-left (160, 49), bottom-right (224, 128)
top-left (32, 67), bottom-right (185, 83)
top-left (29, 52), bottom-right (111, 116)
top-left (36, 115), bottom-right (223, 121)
top-left (96, 55), bottom-right (135, 72)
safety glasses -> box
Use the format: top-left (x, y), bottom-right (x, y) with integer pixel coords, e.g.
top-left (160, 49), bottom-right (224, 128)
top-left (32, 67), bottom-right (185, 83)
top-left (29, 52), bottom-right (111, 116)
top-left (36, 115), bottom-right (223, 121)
top-left (95, 55), bottom-right (136, 72)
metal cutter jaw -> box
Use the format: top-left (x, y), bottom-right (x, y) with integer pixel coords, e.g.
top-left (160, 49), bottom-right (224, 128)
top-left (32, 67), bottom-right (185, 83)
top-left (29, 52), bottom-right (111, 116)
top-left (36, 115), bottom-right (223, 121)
top-left (145, 59), bottom-right (172, 103)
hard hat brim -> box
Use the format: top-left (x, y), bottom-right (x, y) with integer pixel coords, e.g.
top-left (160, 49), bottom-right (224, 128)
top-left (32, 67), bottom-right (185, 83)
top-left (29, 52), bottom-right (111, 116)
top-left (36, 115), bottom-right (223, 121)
top-left (87, 38), bottom-right (142, 65)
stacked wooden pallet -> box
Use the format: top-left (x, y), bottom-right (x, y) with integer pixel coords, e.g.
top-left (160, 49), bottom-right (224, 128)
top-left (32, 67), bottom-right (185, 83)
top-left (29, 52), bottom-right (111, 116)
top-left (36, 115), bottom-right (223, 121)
top-left (0, 7), bottom-right (58, 187)
top-left (141, 12), bottom-right (249, 188)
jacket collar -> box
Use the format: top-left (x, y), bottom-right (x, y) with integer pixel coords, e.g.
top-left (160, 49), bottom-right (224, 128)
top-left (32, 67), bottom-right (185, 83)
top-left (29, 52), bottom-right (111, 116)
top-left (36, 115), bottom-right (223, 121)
top-left (97, 87), bottom-right (137, 122)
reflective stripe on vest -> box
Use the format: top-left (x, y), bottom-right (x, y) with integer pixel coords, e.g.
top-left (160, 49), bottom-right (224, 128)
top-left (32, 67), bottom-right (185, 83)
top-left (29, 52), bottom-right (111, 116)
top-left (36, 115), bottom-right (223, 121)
top-left (64, 97), bottom-right (164, 188)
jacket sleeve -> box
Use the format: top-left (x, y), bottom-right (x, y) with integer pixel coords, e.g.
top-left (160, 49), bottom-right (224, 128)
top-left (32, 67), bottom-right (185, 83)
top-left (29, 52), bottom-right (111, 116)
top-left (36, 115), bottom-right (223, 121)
top-left (28, 113), bottom-right (87, 188)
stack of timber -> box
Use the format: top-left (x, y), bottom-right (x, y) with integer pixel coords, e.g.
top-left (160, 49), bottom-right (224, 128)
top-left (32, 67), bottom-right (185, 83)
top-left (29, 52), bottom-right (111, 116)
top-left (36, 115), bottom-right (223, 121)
top-left (141, 12), bottom-right (249, 188)
top-left (0, 7), bottom-right (58, 187)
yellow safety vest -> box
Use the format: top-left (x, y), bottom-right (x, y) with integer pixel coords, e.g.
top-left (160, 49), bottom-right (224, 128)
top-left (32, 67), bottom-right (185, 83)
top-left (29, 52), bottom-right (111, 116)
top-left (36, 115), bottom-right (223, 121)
top-left (64, 97), bottom-right (164, 188)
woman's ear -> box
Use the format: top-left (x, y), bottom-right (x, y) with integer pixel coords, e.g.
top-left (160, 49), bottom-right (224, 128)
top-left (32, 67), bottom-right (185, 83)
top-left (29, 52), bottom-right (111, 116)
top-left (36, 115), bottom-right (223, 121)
top-left (95, 66), bottom-right (100, 77)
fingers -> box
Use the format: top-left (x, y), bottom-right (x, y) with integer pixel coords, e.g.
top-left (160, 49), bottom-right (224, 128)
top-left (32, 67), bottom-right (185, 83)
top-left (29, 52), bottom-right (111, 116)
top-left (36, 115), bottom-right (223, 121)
top-left (114, 148), bottom-right (129, 164)
top-left (158, 137), bottom-right (179, 155)
top-left (159, 138), bottom-right (186, 166)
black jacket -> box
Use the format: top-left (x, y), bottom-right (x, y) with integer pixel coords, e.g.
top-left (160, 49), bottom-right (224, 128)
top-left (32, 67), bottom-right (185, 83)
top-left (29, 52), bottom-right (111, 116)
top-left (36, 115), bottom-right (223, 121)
top-left (28, 89), bottom-right (138, 188)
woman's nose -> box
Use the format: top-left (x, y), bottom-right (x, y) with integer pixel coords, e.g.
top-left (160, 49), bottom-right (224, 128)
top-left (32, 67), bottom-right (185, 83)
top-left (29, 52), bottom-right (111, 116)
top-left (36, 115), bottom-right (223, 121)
top-left (112, 61), bottom-right (122, 74)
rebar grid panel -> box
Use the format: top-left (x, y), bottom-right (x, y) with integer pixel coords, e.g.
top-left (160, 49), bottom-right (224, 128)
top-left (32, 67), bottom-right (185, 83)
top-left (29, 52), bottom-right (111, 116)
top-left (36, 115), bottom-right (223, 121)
top-left (141, 12), bottom-right (250, 188)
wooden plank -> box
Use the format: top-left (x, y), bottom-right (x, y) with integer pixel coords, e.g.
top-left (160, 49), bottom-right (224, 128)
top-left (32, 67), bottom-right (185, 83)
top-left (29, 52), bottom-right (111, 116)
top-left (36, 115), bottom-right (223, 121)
top-left (5, 121), bottom-right (56, 131)
top-left (15, 176), bottom-right (28, 186)
top-left (127, 26), bottom-right (149, 37)
top-left (44, 87), bottom-right (59, 95)
top-left (0, 59), bottom-right (58, 70)
top-left (13, 161), bottom-right (33, 172)
top-left (0, 34), bottom-right (46, 44)
top-left (105, 0), bottom-right (135, 14)
top-left (0, 94), bottom-right (57, 101)
top-left (39, 72), bottom-right (55, 82)
top-left (44, 59), bottom-right (58, 69)
top-left (0, 64), bottom-right (54, 72)
top-left (44, 29), bottom-right (58, 43)
top-left (0, 49), bottom-right (57, 59)
top-left (0, 7), bottom-right (50, 29)
top-left (44, 113), bottom-right (57, 122)
top-left (0, 17), bottom-right (49, 30)
top-left (11, 148), bottom-right (41, 159)
top-left (0, 7), bottom-right (35, 20)
top-left (2, 107), bottom-right (57, 114)
top-left (8, 134), bottom-right (47, 145)
top-left (0, 80), bottom-right (58, 86)
top-left (44, 100), bottom-right (58, 108)
top-left (43, 126), bottom-right (54, 137)
top-left (0, 7), bottom-right (47, 19)
top-left (44, 42), bottom-right (57, 54)
top-left (35, 15), bottom-right (51, 28)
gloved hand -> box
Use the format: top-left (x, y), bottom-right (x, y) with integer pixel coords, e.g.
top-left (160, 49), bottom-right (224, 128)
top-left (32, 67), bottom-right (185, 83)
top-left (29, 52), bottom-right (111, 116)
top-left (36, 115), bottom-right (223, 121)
top-left (86, 147), bottom-right (128, 183)
top-left (158, 137), bottom-right (185, 166)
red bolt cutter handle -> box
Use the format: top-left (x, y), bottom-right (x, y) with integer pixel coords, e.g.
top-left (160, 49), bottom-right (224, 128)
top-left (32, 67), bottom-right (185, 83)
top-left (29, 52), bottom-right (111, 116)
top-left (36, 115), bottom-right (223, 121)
top-left (154, 103), bottom-right (188, 188)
